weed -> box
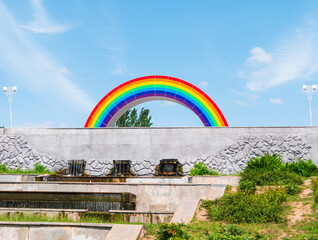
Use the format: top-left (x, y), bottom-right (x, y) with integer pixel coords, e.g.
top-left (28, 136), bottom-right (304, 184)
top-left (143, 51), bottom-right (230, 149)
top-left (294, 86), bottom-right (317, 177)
top-left (203, 187), bottom-right (288, 223)
top-left (0, 163), bottom-right (53, 174)
top-left (239, 180), bottom-right (257, 194)
top-left (245, 153), bottom-right (284, 171)
top-left (285, 183), bottom-right (301, 195)
top-left (312, 179), bottom-right (318, 203)
top-left (285, 159), bottom-right (318, 177)
top-left (157, 223), bottom-right (190, 240)
top-left (189, 162), bottom-right (218, 176)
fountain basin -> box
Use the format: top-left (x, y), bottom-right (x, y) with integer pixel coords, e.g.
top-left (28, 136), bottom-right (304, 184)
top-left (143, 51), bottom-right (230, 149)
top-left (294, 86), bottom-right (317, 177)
top-left (0, 191), bottom-right (136, 212)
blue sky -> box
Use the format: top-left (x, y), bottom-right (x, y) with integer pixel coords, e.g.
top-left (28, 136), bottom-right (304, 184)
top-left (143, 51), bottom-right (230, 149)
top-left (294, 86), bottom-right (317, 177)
top-left (1, 0), bottom-right (318, 128)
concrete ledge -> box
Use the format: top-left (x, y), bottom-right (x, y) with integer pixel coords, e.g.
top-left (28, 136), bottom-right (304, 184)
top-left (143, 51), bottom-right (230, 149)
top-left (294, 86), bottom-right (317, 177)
top-left (109, 210), bottom-right (174, 224)
top-left (0, 222), bottom-right (144, 240)
top-left (0, 221), bottom-right (113, 240)
top-left (190, 176), bottom-right (240, 186)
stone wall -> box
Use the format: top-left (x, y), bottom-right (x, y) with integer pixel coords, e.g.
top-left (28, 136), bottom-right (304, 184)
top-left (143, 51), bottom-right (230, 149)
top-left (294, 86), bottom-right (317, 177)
top-left (0, 127), bottom-right (317, 176)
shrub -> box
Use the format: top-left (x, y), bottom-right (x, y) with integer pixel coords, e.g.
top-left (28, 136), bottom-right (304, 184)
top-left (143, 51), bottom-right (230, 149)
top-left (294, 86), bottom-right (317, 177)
top-left (157, 223), bottom-right (190, 240)
top-left (207, 224), bottom-right (265, 240)
top-left (285, 183), bottom-right (301, 195)
top-left (203, 187), bottom-right (288, 223)
top-left (241, 168), bottom-right (303, 186)
top-left (245, 153), bottom-right (284, 172)
top-left (285, 159), bottom-right (318, 177)
top-left (189, 162), bottom-right (218, 176)
top-left (239, 180), bottom-right (256, 194)
top-left (0, 163), bottom-right (53, 174)
top-left (303, 235), bottom-right (318, 240)
top-left (34, 163), bottom-right (51, 174)
top-left (312, 178), bottom-right (318, 203)
top-left (0, 163), bottom-right (9, 173)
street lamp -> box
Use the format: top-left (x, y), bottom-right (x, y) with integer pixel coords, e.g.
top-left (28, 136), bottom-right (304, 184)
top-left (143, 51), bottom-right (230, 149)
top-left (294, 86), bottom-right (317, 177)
top-left (2, 86), bottom-right (17, 128)
top-left (302, 84), bottom-right (317, 126)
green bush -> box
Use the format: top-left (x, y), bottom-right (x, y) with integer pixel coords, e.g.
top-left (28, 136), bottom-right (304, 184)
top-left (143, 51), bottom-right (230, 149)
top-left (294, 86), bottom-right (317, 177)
top-left (157, 223), bottom-right (190, 240)
top-left (245, 153), bottom-right (284, 171)
top-left (34, 163), bottom-right (51, 174)
top-left (285, 183), bottom-right (301, 195)
top-left (241, 168), bottom-right (303, 186)
top-left (312, 179), bottom-right (318, 203)
top-left (0, 163), bottom-right (53, 174)
top-left (207, 224), bottom-right (265, 240)
top-left (239, 180), bottom-right (256, 194)
top-left (189, 162), bottom-right (218, 176)
top-left (303, 235), bottom-right (318, 240)
top-left (285, 159), bottom-right (318, 177)
top-left (0, 163), bottom-right (9, 173)
top-left (203, 187), bottom-right (288, 223)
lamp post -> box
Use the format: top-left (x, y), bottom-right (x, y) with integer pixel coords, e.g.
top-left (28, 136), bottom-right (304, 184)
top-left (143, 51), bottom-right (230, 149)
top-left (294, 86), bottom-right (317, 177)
top-left (2, 86), bottom-right (17, 128)
top-left (302, 84), bottom-right (317, 126)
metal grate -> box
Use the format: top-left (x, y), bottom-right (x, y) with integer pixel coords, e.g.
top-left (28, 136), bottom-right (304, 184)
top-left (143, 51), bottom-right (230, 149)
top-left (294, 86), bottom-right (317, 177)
top-left (67, 160), bottom-right (86, 176)
top-left (158, 159), bottom-right (180, 176)
top-left (112, 160), bottom-right (132, 176)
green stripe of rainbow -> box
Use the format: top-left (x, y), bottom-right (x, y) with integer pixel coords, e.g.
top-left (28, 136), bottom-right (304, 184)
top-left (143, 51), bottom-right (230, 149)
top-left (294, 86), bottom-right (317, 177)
top-left (84, 75), bottom-right (228, 127)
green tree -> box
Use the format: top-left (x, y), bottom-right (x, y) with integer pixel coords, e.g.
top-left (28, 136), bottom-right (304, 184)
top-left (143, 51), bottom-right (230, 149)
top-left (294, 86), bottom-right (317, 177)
top-left (115, 108), bottom-right (153, 127)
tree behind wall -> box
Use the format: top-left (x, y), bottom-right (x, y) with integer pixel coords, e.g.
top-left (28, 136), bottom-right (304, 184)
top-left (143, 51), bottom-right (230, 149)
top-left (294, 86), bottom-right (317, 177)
top-left (115, 108), bottom-right (153, 127)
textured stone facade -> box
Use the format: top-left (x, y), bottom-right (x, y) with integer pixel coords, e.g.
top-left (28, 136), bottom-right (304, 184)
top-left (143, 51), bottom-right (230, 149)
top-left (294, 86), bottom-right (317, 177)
top-left (0, 134), bottom-right (311, 176)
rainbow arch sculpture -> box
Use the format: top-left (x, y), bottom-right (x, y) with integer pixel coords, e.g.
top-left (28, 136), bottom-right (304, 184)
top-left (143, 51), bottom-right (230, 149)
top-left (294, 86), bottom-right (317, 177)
top-left (85, 75), bottom-right (228, 127)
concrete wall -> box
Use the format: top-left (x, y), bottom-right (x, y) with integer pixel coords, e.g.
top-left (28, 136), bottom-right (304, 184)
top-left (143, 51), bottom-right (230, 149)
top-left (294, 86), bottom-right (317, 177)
top-left (0, 127), bottom-right (317, 175)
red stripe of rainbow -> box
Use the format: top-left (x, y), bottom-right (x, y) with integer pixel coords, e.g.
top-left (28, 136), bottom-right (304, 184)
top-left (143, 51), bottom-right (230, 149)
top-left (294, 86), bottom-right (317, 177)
top-left (84, 75), bottom-right (228, 127)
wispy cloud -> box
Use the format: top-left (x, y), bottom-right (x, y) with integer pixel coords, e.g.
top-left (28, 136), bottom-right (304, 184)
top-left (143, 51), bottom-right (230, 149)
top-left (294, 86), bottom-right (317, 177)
top-left (270, 97), bottom-right (283, 105)
top-left (199, 81), bottom-right (208, 89)
top-left (235, 100), bottom-right (248, 107)
top-left (240, 18), bottom-right (318, 91)
top-left (230, 89), bottom-right (258, 106)
top-left (246, 47), bottom-right (273, 65)
top-left (22, 0), bottom-right (71, 34)
top-left (0, 1), bottom-right (94, 110)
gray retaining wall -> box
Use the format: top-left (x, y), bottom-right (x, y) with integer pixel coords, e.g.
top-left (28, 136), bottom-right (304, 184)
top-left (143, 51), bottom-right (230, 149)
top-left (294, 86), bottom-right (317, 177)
top-left (0, 127), bottom-right (317, 176)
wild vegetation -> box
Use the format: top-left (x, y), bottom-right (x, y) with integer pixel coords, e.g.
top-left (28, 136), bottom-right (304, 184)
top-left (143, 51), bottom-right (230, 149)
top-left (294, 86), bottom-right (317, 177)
top-left (189, 162), bottom-right (218, 176)
top-left (144, 153), bottom-right (318, 239)
top-left (0, 162), bottom-right (53, 174)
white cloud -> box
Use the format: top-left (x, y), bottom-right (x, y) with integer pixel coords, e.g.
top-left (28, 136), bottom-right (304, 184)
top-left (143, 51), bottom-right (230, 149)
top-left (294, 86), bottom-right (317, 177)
top-left (247, 47), bottom-right (273, 64)
top-left (22, 0), bottom-right (71, 34)
top-left (0, 1), bottom-right (94, 110)
top-left (110, 55), bottom-right (129, 76)
top-left (199, 81), bottom-right (208, 88)
top-left (230, 90), bottom-right (258, 106)
top-left (235, 100), bottom-right (247, 107)
top-left (270, 97), bottom-right (283, 105)
top-left (240, 19), bottom-right (318, 91)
